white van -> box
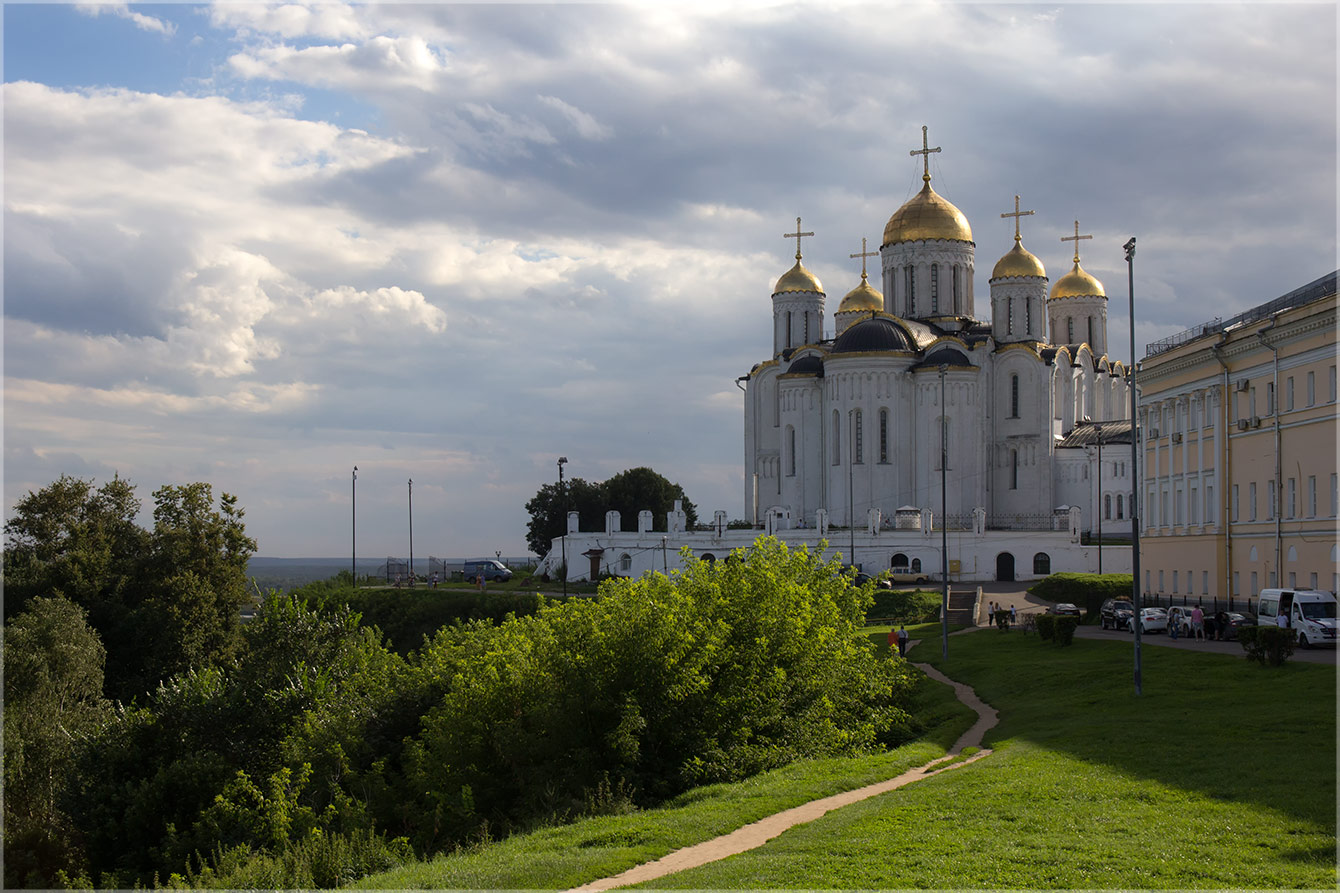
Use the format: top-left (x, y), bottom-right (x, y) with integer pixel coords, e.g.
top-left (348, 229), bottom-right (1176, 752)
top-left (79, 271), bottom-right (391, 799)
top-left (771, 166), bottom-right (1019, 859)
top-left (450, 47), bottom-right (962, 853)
top-left (1255, 589), bottom-right (1338, 648)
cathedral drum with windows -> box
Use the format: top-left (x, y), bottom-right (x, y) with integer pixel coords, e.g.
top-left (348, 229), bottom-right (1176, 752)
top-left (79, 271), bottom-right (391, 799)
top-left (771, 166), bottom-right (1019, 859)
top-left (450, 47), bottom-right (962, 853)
top-left (742, 131), bottom-right (1133, 537)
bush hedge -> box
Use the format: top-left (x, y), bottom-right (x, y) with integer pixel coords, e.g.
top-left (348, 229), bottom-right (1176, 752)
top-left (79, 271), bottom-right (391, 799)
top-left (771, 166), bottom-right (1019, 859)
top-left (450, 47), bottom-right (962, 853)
top-left (1237, 626), bottom-right (1296, 666)
top-left (867, 589), bottom-right (942, 624)
top-left (1028, 573), bottom-right (1134, 621)
top-left (1032, 613), bottom-right (1078, 646)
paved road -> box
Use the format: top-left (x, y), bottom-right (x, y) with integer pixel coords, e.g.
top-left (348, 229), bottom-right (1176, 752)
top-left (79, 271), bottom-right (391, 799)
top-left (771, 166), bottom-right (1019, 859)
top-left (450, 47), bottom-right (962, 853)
top-left (1075, 623), bottom-right (1337, 664)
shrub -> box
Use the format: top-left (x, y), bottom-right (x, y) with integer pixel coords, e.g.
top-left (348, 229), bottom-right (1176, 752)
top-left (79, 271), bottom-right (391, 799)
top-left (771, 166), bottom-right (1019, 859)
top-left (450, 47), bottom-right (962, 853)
top-left (992, 609), bottom-right (1011, 631)
top-left (867, 589), bottom-right (941, 623)
top-left (1034, 613), bottom-right (1056, 641)
top-left (1237, 626), bottom-right (1296, 666)
top-left (1053, 616), bottom-right (1080, 646)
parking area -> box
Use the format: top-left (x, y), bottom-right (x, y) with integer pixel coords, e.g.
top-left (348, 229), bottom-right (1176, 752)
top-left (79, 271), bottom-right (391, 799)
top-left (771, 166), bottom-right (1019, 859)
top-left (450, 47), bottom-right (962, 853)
top-left (1076, 623), bottom-right (1337, 664)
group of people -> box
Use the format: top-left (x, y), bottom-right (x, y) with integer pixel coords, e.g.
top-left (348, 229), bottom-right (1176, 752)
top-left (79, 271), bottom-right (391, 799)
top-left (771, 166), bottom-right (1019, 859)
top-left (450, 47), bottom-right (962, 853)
top-left (986, 600), bottom-right (1017, 625)
top-left (1168, 605), bottom-right (1234, 641)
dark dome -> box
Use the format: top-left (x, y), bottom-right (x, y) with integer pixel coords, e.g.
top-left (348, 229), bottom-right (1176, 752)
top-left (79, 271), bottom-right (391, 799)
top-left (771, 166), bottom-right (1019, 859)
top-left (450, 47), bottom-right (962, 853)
top-left (831, 316), bottom-right (914, 353)
top-left (786, 355), bottom-right (824, 375)
top-left (916, 346), bottom-right (972, 368)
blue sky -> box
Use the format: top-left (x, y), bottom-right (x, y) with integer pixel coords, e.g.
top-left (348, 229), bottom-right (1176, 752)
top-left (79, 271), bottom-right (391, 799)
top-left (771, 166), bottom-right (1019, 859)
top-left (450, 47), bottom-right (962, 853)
top-left (4, 2), bottom-right (1336, 559)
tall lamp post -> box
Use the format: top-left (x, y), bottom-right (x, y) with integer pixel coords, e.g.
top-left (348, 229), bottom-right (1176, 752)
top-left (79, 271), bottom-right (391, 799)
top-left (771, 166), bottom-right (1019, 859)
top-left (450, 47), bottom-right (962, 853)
top-left (408, 478), bottom-right (414, 586)
top-left (558, 457), bottom-right (568, 597)
top-left (939, 364), bottom-right (950, 661)
top-left (1125, 237), bottom-right (1142, 696)
top-left (848, 410), bottom-right (856, 569)
top-left (1097, 425), bottom-right (1103, 575)
top-left (351, 466), bottom-right (357, 584)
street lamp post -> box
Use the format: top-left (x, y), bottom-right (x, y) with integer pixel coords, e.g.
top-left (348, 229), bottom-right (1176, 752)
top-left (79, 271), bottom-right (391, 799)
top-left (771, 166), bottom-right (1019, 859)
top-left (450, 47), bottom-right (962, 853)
top-left (558, 457), bottom-right (568, 597)
top-left (1125, 236), bottom-right (1142, 696)
top-left (351, 466), bottom-right (357, 584)
top-left (408, 478), bottom-right (414, 587)
top-left (1097, 425), bottom-right (1103, 575)
top-left (848, 409), bottom-right (855, 569)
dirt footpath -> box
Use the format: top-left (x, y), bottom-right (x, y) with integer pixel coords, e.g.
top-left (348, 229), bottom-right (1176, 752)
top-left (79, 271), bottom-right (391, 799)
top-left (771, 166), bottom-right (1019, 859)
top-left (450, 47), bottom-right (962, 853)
top-left (564, 654), bottom-right (997, 893)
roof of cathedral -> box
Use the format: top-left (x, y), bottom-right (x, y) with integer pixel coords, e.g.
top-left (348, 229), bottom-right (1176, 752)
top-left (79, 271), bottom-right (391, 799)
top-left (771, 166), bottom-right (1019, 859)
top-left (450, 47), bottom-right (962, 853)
top-left (785, 355), bottom-right (825, 376)
top-left (911, 345), bottom-right (974, 370)
top-left (774, 259), bottom-right (824, 295)
top-left (838, 274), bottom-right (883, 313)
top-left (1050, 261), bottom-right (1106, 299)
top-left (830, 314), bottom-right (915, 353)
top-left (991, 239), bottom-right (1047, 280)
top-left (1057, 419), bottom-right (1133, 448)
top-left (883, 179), bottom-right (973, 246)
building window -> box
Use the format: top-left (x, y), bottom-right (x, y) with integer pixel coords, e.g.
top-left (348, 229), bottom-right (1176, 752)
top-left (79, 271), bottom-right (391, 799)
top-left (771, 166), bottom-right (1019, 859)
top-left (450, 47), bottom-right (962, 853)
top-left (1206, 484), bottom-right (1214, 524)
top-left (1249, 482), bottom-right (1257, 520)
top-left (1189, 485), bottom-right (1198, 524)
top-left (1010, 375), bottom-right (1020, 418)
top-left (853, 410), bottom-right (863, 464)
top-left (1202, 570), bottom-right (1209, 594)
top-left (905, 267), bottom-right (915, 314)
top-left (1286, 376), bottom-right (1294, 411)
top-left (1087, 316), bottom-right (1094, 346)
top-left (1010, 449), bottom-right (1018, 490)
top-left (787, 426), bottom-right (796, 476)
top-left (1266, 381), bottom-right (1275, 415)
top-left (1332, 473), bottom-right (1338, 517)
top-left (1330, 365), bottom-right (1337, 402)
top-left (1287, 477), bottom-right (1296, 518)
top-left (1288, 572), bottom-right (1297, 588)
top-left (952, 265), bottom-right (961, 312)
top-left (1310, 572), bottom-right (1318, 590)
top-left (1267, 480), bottom-right (1276, 520)
top-left (803, 313), bottom-right (810, 344)
top-left (619, 553), bottom-right (632, 573)
top-left (1024, 296), bottom-right (1031, 333)
top-left (1307, 475), bottom-right (1316, 517)
top-left (1006, 296), bottom-right (1014, 335)
top-left (1232, 484), bottom-right (1239, 522)
top-left (1250, 571), bottom-right (1258, 594)
top-left (911, 557), bottom-right (922, 572)
top-left (1104, 494), bottom-right (1112, 520)
top-left (1249, 386), bottom-right (1256, 417)
top-left (892, 552), bottom-right (908, 568)
top-left (1067, 317), bottom-right (1074, 343)
top-left (786, 311), bottom-right (792, 349)
top-left (930, 264), bottom-right (939, 313)
top-left (1307, 370), bottom-right (1315, 406)
top-left (1232, 571), bottom-right (1239, 596)
top-left (1116, 494), bottom-right (1124, 519)
top-left (1173, 570), bottom-right (1179, 593)
top-left (879, 409), bottom-right (889, 464)
top-left (832, 411), bottom-right (841, 465)
top-left (1033, 553), bottom-right (1051, 574)
top-left (1159, 570), bottom-right (1165, 591)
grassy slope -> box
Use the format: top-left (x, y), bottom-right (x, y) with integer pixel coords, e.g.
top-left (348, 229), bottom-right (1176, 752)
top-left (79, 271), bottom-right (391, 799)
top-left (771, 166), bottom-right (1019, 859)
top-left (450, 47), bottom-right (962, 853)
top-left (356, 646), bottom-right (974, 890)
top-left (643, 632), bottom-right (1337, 889)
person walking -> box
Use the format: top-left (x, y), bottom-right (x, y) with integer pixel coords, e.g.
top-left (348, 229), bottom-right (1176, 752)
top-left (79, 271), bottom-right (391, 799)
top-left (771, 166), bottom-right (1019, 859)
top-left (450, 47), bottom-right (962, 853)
top-left (1010, 604), bottom-right (1017, 625)
top-left (896, 625), bottom-right (909, 657)
top-left (1191, 604), bottom-right (1205, 641)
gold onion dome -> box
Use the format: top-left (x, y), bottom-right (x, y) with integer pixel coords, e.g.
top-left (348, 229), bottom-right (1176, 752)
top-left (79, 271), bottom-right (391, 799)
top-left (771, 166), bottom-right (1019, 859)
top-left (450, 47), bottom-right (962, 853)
top-left (1050, 262), bottom-right (1106, 299)
top-left (992, 238), bottom-right (1046, 279)
top-left (839, 274), bottom-right (883, 313)
top-left (883, 180), bottom-right (973, 245)
top-left (774, 260), bottom-right (823, 295)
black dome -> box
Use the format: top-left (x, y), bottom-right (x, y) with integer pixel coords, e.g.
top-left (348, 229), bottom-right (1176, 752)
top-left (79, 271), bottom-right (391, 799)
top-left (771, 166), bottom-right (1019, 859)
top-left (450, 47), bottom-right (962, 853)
top-left (786, 355), bottom-right (824, 375)
top-left (831, 316), bottom-right (914, 353)
top-left (913, 346), bottom-right (972, 369)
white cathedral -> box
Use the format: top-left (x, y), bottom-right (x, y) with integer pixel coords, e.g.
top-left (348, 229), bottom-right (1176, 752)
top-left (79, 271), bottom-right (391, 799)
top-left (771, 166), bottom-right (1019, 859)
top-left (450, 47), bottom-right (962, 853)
top-left (542, 130), bottom-right (1135, 583)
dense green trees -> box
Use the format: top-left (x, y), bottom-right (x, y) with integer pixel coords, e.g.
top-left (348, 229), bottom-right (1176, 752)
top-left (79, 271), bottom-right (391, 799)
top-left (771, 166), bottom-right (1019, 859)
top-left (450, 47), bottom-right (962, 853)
top-left (3, 476), bottom-right (257, 701)
top-left (524, 466), bottom-right (699, 555)
top-left (4, 473), bottom-right (918, 890)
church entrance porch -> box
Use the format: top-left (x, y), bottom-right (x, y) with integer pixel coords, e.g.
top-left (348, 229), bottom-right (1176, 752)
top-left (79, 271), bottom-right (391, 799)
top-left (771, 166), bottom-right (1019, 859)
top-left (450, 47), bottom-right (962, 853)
top-left (996, 552), bottom-right (1016, 582)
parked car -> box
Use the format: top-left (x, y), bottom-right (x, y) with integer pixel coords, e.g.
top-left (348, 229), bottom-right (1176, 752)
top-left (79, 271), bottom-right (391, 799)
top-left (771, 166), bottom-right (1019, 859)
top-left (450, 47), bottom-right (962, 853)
top-left (462, 559), bottom-right (513, 582)
top-left (1047, 603), bottom-right (1081, 616)
top-left (1214, 611), bottom-right (1256, 641)
top-left (1128, 606), bottom-right (1168, 634)
top-left (1099, 598), bottom-right (1135, 630)
top-left (888, 567), bottom-right (931, 584)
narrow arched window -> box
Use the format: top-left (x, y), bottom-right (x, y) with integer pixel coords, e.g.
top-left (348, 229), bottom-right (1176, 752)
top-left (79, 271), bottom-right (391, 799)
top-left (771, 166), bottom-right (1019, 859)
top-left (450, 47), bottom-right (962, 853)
top-left (1010, 449), bottom-right (1019, 490)
top-left (1088, 316), bottom-right (1094, 346)
top-left (911, 558), bottom-right (922, 572)
top-left (879, 409), bottom-right (889, 464)
top-left (1033, 552), bottom-right (1051, 574)
top-left (930, 264), bottom-right (939, 313)
top-left (786, 310), bottom-right (793, 348)
top-left (1067, 317), bottom-right (1075, 343)
top-left (905, 267), bottom-right (915, 314)
top-left (1104, 493), bottom-right (1112, 520)
top-left (1117, 494), bottom-right (1125, 519)
top-left (832, 410), bottom-right (841, 465)
top-left (787, 426), bottom-right (796, 476)
top-left (1010, 375), bottom-right (1020, 418)
top-left (619, 553), bottom-right (632, 573)
top-left (1024, 297), bottom-right (1031, 334)
top-left (952, 265), bottom-right (961, 313)
top-left (853, 410), bottom-right (863, 464)
top-left (1007, 296), bottom-right (1014, 335)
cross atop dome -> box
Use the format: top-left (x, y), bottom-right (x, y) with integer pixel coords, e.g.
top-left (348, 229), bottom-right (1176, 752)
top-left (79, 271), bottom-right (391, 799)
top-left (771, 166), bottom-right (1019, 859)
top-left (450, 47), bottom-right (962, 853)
top-left (1001, 194), bottom-right (1035, 244)
top-left (1061, 219), bottom-right (1093, 264)
top-left (783, 217), bottom-right (815, 261)
top-left (910, 125), bottom-right (941, 183)
top-left (849, 237), bottom-right (877, 281)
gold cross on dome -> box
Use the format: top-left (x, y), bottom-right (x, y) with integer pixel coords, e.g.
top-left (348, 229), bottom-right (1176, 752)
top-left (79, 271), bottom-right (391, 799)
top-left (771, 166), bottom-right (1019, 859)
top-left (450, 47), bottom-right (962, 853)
top-left (1061, 219), bottom-right (1093, 263)
top-left (849, 237), bottom-right (878, 281)
top-left (1000, 194), bottom-right (1035, 243)
top-left (909, 125), bottom-right (941, 181)
top-left (783, 216), bottom-right (815, 261)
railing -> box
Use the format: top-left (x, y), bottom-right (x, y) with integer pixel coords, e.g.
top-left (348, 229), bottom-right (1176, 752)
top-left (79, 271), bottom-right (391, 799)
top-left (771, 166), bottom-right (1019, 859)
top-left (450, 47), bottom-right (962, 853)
top-left (1141, 592), bottom-right (1256, 615)
top-left (986, 513), bottom-right (1057, 531)
top-left (1145, 271), bottom-right (1337, 359)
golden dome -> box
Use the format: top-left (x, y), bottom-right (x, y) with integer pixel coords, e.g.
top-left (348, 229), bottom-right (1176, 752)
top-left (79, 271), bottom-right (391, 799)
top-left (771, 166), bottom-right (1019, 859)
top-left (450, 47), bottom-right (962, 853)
top-left (1050, 262), bottom-right (1106, 299)
top-left (883, 180), bottom-right (973, 246)
top-left (991, 238), bottom-right (1046, 280)
top-left (839, 274), bottom-right (883, 313)
top-left (774, 260), bottom-right (823, 295)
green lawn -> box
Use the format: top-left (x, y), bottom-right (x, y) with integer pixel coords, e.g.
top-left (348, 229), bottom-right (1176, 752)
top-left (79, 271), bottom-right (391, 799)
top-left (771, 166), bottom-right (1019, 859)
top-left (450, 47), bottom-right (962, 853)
top-left (638, 632), bottom-right (1337, 889)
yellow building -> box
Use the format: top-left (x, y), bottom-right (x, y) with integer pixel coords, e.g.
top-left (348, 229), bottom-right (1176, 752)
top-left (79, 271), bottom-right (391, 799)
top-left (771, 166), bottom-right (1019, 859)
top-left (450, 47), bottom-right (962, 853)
top-left (1137, 271), bottom-right (1337, 605)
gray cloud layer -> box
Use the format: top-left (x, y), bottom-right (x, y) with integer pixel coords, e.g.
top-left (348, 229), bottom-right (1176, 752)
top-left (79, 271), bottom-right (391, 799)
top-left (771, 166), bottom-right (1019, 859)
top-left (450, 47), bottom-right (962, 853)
top-left (5, 2), bottom-right (1335, 558)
